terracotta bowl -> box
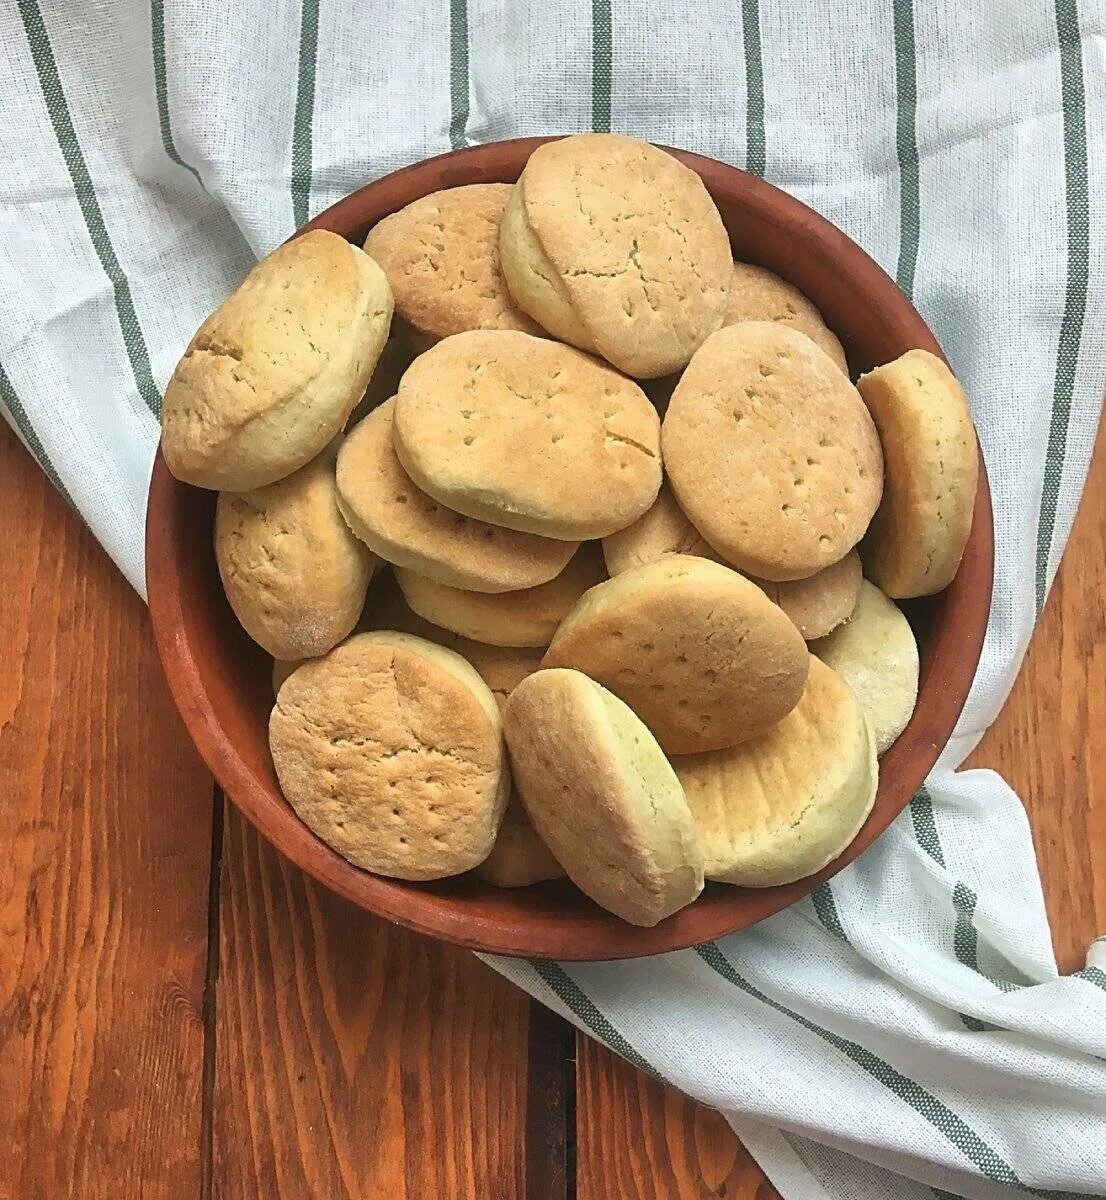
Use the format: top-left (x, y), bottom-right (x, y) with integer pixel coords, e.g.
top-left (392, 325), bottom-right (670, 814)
top-left (146, 137), bottom-right (993, 960)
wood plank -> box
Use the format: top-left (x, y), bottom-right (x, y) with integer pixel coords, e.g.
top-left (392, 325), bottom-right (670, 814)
top-left (212, 805), bottom-right (538, 1199)
top-left (0, 426), bottom-right (215, 1200)
top-left (576, 424), bottom-right (1106, 1197)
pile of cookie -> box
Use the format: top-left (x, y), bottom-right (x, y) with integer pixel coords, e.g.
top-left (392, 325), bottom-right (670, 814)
top-left (161, 134), bottom-right (979, 928)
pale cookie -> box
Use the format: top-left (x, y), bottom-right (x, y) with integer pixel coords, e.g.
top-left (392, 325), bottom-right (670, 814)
top-left (215, 445), bottom-right (375, 660)
top-left (336, 398), bottom-right (578, 592)
top-left (499, 134), bottom-right (731, 379)
top-left (395, 544), bottom-right (606, 648)
top-left (602, 482), bottom-right (718, 576)
top-left (504, 669), bottom-right (704, 925)
top-left (163, 230), bottom-right (393, 490)
top-left (393, 330), bottom-right (661, 539)
top-left (348, 336), bottom-right (416, 425)
top-left (543, 556), bottom-right (809, 754)
top-left (673, 657), bottom-right (877, 887)
top-left (756, 549), bottom-right (862, 641)
top-left (857, 349), bottom-right (978, 598)
top-left (811, 579), bottom-right (919, 755)
top-left (269, 631), bottom-right (508, 880)
top-left (723, 262), bottom-right (848, 374)
top-left (363, 184), bottom-right (540, 344)
top-left (662, 322), bottom-right (883, 580)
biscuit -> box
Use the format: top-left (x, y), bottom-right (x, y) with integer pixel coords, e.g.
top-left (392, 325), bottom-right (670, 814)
top-left (757, 550), bottom-right (862, 641)
top-left (723, 263), bottom-right (848, 374)
top-left (393, 330), bottom-right (661, 539)
top-left (673, 657), bottom-right (877, 886)
top-left (163, 230), bottom-right (393, 490)
top-left (543, 555), bottom-right (809, 754)
top-left (348, 336), bottom-right (416, 425)
top-left (602, 482), bottom-right (718, 575)
top-left (499, 134), bottom-right (732, 379)
top-left (395, 544), bottom-right (606, 648)
top-left (269, 631), bottom-right (508, 880)
top-left (215, 445), bottom-right (375, 660)
top-left (857, 349), bottom-right (978, 598)
top-left (811, 579), bottom-right (919, 755)
top-left (336, 398), bottom-right (578, 592)
top-left (662, 322), bottom-right (883, 580)
top-left (504, 669), bottom-right (704, 925)
top-left (363, 184), bottom-right (541, 344)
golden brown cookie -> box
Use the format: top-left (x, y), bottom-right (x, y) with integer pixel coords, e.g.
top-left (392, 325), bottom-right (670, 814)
top-left (395, 544), bottom-right (606, 648)
top-left (857, 349), bottom-right (979, 598)
top-left (393, 330), bottom-right (661, 538)
top-left (336, 398), bottom-right (578, 591)
top-left (348, 336), bottom-right (416, 425)
top-left (723, 262), bottom-right (848, 373)
top-left (504, 669), bottom-right (704, 925)
top-left (812, 579), bottom-right (919, 754)
top-left (163, 230), bottom-right (393, 490)
top-left (499, 134), bottom-right (732, 378)
top-left (543, 555), bottom-right (809, 754)
top-left (363, 183), bottom-right (540, 344)
top-left (269, 631), bottom-right (508, 880)
top-left (662, 322), bottom-right (883, 580)
top-left (215, 444), bottom-right (375, 660)
top-left (601, 481), bottom-right (719, 575)
top-left (673, 657), bottom-right (877, 886)
top-left (757, 549), bottom-right (862, 640)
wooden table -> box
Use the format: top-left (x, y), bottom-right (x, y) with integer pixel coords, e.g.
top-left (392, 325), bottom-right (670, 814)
top-left (1, 417), bottom-right (1102, 1199)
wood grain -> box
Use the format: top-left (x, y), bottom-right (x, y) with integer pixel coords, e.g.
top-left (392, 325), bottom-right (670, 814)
top-left (0, 425), bottom-right (214, 1200)
top-left (212, 805), bottom-right (536, 1199)
top-left (576, 420), bottom-right (1105, 1198)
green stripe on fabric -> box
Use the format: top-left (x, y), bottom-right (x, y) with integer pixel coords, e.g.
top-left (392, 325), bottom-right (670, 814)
top-left (291, 0), bottom-right (320, 229)
top-left (910, 788), bottom-right (946, 866)
top-left (696, 942), bottom-right (1092, 1198)
top-left (811, 883), bottom-right (848, 943)
top-left (17, 0), bottom-right (161, 419)
top-left (892, 0), bottom-right (920, 299)
top-left (1073, 966), bottom-right (1106, 993)
top-left (0, 364), bottom-right (76, 510)
top-left (150, 0), bottom-right (203, 186)
top-left (591, 0), bottom-right (612, 133)
top-left (530, 961), bottom-right (661, 1081)
top-left (449, 0), bottom-right (470, 149)
top-left (741, 0), bottom-right (765, 176)
top-left (1034, 0), bottom-right (1091, 614)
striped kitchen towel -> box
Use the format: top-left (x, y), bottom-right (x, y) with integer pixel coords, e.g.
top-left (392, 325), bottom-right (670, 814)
top-left (2, 2), bottom-right (1104, 1196)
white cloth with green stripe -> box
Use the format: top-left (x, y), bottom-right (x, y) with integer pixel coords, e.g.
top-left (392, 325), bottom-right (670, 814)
top-left (2, 1), bottom-right (1104, 1197)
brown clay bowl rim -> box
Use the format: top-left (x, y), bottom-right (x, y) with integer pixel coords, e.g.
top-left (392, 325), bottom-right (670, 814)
top-left (146, 136), bottom-right (994, 960)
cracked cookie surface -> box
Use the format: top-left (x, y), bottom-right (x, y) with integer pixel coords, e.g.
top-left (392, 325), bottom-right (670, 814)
top-left (393, 329), bottom-right (662, 539)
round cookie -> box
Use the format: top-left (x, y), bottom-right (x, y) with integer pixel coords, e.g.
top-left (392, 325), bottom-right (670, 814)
top-left (857, 349), bottom-right (978, 598)
top-left (163, 230), bottom-right (393, 490)
top-left (722, 262), bottom-right (848, 374)
top-left (499, 134), bottom-right (732, 379)
top-left (363, 184), bottom-right (540, 344)
top-left (662, 322), bottom-right (883, 580)
top-left (395, 545), bottom-right (606, 648)
top-left (504, 669), bottom-right (704, 925)
top-left (757, 550), bottom-right (862, 640)
top-left (348, 336), bottom-right (416, 425)
top-left (269, 631), bottom-right (508, 880)
top-left (673, 657), bottom-right (877, 887)
top-left (215, 445), bottom-right (375, 660)
top-left (543, 555), bottom-right (809, 754)
top-left (811, 579), bottom-right (919, 755)
top-left (602, 482), bottom-right (719, 575)
top-left (393, 330), bottom-right (661, 539)
top-left (336, 398), bottom-right (578, 592)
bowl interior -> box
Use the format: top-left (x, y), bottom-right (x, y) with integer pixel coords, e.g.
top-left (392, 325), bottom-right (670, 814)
top-left (146, 137), bottom-right (993, 960)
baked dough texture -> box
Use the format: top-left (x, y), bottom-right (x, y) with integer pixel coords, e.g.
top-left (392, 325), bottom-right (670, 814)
top-left (269, 631), bottom-right (508, 880)
top-left (662, 321), bottom-right (883, 580)
top-left (857, 349), bottom-right (978, 598)
top-left (504, 668), bottom-right (704, 925)
top-left (543, 555), bottom-right (809, 753)
top-left (673, 657), bottom-right (877, 886)
top-left (163, 230), bottom-right (393, 490)
top-left (336, 397), bottom-right (578, 592)
top-left (498, 134), bottom-right (732, 379)
top-left (393, 329), bottom-right (661, 538)
top-left (215, 444), bottom-right (375, 660)
top-left (756, 549), bottom-right (862, 640)
top-left (602, 481), bottom-right (719, 575)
